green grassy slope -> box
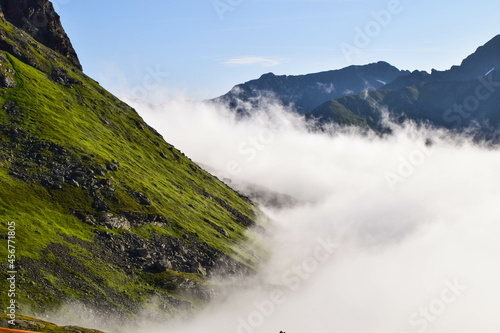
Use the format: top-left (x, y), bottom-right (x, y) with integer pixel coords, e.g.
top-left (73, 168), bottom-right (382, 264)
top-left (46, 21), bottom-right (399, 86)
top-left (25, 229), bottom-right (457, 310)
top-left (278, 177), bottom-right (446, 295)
top-left (0, 14), bottom-right (267, 321)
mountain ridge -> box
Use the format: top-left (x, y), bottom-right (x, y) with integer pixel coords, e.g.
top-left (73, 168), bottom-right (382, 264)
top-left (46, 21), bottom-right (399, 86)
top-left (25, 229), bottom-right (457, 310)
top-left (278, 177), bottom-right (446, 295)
top-left (309, 34), bottom-right (500, 136)
top-left (213, 61), bottom-right (410, 114)
top-left (215, 34), bottom-right (500, 139)
top-left (385, 34), bottom-right (500, 90)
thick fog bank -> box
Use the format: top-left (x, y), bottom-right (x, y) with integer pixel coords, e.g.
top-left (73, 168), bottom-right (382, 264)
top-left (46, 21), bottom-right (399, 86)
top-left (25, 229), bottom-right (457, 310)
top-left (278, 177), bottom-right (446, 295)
top-left (116, 96), bottom-right (500, 333)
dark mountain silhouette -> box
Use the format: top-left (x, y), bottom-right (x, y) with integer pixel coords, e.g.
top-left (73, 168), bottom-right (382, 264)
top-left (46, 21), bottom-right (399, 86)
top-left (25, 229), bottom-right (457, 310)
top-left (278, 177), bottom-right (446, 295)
top-left (214, 61), bottom-right (409, 114)
top-left (309, 35), bottom-right (500, 138)
top-left (216, 35), bottom-right (500, 139)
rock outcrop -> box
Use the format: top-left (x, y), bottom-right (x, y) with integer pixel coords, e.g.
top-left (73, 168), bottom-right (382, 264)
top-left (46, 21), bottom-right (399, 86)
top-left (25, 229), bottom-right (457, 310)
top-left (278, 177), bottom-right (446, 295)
top-left (0, 0), bottom-right (82, 70)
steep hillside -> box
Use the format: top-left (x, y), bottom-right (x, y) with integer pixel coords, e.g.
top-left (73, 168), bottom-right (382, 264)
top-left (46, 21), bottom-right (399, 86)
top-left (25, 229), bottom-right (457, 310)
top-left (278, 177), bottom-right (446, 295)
top-left (0, 0), bottom-right (266, 325)
top-left (213, 61), bottom-right (409, 114)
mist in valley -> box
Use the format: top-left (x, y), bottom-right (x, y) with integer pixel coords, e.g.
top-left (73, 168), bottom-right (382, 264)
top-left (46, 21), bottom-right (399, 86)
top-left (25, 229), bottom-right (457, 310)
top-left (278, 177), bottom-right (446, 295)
top-left (103, 95), bottom-right (500, 333)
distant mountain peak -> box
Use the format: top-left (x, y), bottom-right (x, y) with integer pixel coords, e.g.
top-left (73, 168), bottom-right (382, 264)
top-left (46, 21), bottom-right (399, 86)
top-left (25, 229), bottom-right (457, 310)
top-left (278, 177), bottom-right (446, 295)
top-left (260, 72), bottom-right (275, 78)
top-left (0, 0), bottom-right (81, 70)
top-left (214, 61), bottom-right (408, 114)
top-left (451, 34), bottom-right (500, 79)
top-left (308, 34), bottom-right (500, 138)
top-left (461, 34), bottom-right (500, 66)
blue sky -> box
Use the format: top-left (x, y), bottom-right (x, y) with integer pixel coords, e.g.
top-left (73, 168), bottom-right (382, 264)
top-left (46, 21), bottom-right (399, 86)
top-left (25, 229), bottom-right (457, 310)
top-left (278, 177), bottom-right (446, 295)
top-left (56, 0), bottom-right (500, 100)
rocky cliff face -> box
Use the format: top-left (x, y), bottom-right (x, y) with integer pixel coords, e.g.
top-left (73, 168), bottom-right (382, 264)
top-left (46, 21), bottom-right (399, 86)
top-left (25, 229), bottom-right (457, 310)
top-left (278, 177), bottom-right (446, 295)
top-left (0, 0), bottom-right (81, 70)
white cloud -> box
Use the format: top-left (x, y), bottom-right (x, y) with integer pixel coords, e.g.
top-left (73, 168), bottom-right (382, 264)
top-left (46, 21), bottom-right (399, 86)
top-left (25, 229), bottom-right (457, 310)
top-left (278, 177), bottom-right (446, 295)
top-left (223, 56), bottom-right (282, 67)
top-left (50, 91), bottom-right (500, 333)
top-left (127, 96), bottom-right (500, 333)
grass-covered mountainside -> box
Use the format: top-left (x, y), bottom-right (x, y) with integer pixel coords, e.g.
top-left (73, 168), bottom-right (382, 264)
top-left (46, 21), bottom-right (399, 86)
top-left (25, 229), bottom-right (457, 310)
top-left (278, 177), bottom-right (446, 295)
top-left (0, 0), bottom-right (267, 325)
